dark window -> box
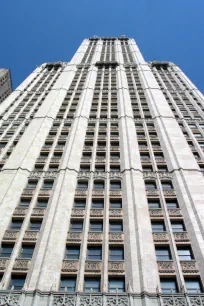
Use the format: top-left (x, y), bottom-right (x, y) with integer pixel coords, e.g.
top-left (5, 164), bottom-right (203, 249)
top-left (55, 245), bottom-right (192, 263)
top-left (65, 246), bottom-right (80, 260)
top-left (87, 246), bottom-right (102, 260)
top-left (162, 182), bottom-right (173, 190)
top-left (27, 180), bottom-right (38, 189)
top-left (177, 247), bottom-right (193, 261)
top-left (145, 181), bottom-right (157, 190)
top-left (109, 222), bottom-right (123, 232)
top-left (171, 221), bottom-right (185, 232)
top-left (28, 221), bottom-right (42, 231)
top-left (151, 222), bottom-right (165, 232)
top-left (166, 199), bottom-right (178, 209)
top-left (70, 221), bottom-right (83, 232)
top-left (0, 244), bottom-right (14, 257)
top-left (110, 199), bottom-right (122, 209)
top-left (156, 247), bottom-right (171, 261)
top-left (77, 181), bottom-right (88, 190)
top-left (20, 245), bottom-right (34, 259)
top-left (110, 181), bottom-right (121, 190)
top-left (84, 277), bottom-right (100, 292)
top-left (10, 220), bottom-right (23, 231)
top-left (94, 181), bottom-right (104, 190)
top-left (110, 165), bottom-right (120, 172)
top-left (109, 247), bottom-right (124, 261)
top-left (158, 166), bottom-right (168, 172)
top-left (80, 165), bottom-right (90, 172)
top-left (19, 198), bottom-right (31, 208)
top-left (36, 199), bottom-right (48, 208)
top-left (92, 199), bottom-right (104, 209)
top-left (74, 199), bottom-right (86, 208)
top-left (60, 277), bottom-right (76, 292)
top-left (9, 275), bottom-right (26, 290)
top-left (160, 278), bottom-right (177, 293)
top-left (42, 180), bottom-right (54, 189)
top-left (148, 199), bottom-right (160, 209)
top-left (109, 277), bottom-right (125, 293)
top-left (185, 279), bottom-right (202, 293)
top-left (95, 166), bottom-right (105, 172)
top-left (90, 221), bottom-right (103, 232)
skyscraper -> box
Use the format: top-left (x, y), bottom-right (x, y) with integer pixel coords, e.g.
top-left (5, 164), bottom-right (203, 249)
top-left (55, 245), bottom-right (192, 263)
top-left (0, 69), bottom-right (12, 103)
top-left (0, 36), bottom-right (204, 306)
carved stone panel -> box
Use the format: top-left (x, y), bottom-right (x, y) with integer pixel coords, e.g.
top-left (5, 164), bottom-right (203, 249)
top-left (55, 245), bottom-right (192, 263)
top-left (88, 232), bottom-right (103, 242)
top-left (79, 295), bottom-right (102, 306)
top-left (13, 208), bottom-right (28, 216)
top-left (149, 209), bottom-right (163, 217)
top-left (157, 261), bottom-right (175, 273)
top-left (23, 231), bottom-right (39, 241)
top-left (3, 230), bottom-right (19, 241)
top-left (90, 209), bottom-right (104, 217)
top-left (106, 296), bottom-right (128, 306)
top-left (13, 259), bottom-right (31, 271)
top-left (0, 258), bottom-right (8, 271)
top-left (0, 294), bottom-right (20, 306)
top-left (67, 232), bottom-right (82, 242)
top-left (109, 233), bottom-right (124, 242)
top-left (173, 232), bottom-right (190, 242)
top-left (62, 260), bottom-right (79, 272)
top-left (109, 209), bottom-right (123, 217)
top-left (85, 261), bottom-right (102, 272)
top-left (71, 209), bottom-right (85, 217)
top-left (53, 295), bottom-right (76, 306)
top-left (108, 261), bottom-right (125, 273)
top-left (153, 232), bottom-right (169, 242)
top-left (32, 208), bottom-right (46, 216)
top-left (180, 261), bottom-right (199, 274)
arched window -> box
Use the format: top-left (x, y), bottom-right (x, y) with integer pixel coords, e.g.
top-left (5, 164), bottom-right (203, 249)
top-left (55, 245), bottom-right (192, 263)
top-left (93, 180), bottom-right (105, 190)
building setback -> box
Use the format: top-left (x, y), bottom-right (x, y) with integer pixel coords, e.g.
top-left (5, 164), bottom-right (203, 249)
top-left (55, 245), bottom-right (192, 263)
top-left (0, 36), bottom-right (204, 306)
top-left (0, 68), bottom-right (12, 103)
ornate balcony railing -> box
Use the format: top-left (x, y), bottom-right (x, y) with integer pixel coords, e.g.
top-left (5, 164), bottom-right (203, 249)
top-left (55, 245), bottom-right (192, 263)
top-left (13, 259), bottom-right (31, 271)
top-left (180, 261), bottom-right (199, 274)
top-left (157, 261), bottom-right (175, 273)
top-left (173, 232), bottom-right (190, 242)
top-left (0, 258), bottom-right (8, 271)
top-left (149, 209), bottom-right (163, 217)
top-left (153, 232), bottom-right (169, 242)
top-left (67, 232), bottom-right (82, 242)
top-left (108, 261), bottom-right (125, 273)
top-left (13, 208), bottom-right (28, 216)
top-left (85, 261), bottom-right (102, 272)
top-left (88, 232), bottom-right (103, 242)
top-left (3, 230), bottom-right (19, 241)
top-left (62, 260), bottom-right (79, 272)
top-left (90, 209), bottom-right (104, 217)
top-left (109, 209), bottom-right (123, 217)
top-left (109, 232), bottom-right (124, 242)
top-left (71, 209), bottom-right (85, 217)
top-left (23, 231), bottom-right (39, 241)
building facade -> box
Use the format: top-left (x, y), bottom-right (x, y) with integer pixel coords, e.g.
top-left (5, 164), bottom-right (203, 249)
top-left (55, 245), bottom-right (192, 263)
top-left (0, 69), bottom-right (12, 103)
top-left (0, 36), bottom-right (204, 306)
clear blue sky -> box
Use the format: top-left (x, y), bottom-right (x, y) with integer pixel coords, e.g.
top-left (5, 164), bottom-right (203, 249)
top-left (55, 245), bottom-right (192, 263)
top-left (0, 0), bottom-right (203, 91)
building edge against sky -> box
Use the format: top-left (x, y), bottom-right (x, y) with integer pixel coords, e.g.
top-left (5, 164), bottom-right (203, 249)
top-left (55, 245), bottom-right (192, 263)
top-left (0, 36), bottom-right (204, 306)
top-left (0, 68), bottom-right (12, 104)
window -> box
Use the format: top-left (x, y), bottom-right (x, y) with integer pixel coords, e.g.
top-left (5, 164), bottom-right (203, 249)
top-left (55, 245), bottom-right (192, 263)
top-left (77, 181), bottom-right (88, 190)
top-left (87, 246), bottom-right (102, 260)
top-left (156, 247), bottom-right (171, 261)
top-left (109, 277), bottom-right (125, 293)
top-left (166, 199), bottom-right (178, 209)
top-left (74, 199), bottom-right (86, 208)
top-left (160, 278), bottom-right (177, 293)
top-left (20, 245), bottom-right (34, 258)
top-left (109, 247), bottom-right (124, 261)
top-left (9, 275), bottom-right (26, 290)
top-left (27, 180), bottom-right (38, 189)
top-left (92, 199), bottom-right (104, 209)
top-left (158, 166), bottom-right (168, 172)
top-left (0, 244), bottom-right (14, 257)
top-left (90, 221), bottom-right (103, 232)
top-left (109, 222), bottom-right (123, 232)
top-left (148, 199), bottom-right (160, 209)
top-left (70, 221), bottom-right (83, 232)
top-left (110, 153), bottom-right (120, 159)
top-left (162, 182), bottom-right (173, 190)
top-left (65, 246), bottom-right (80, 260)
top-left (171, 221), bottom-right (185, 232)
top-left (110, 181), bottom-right (121, 190)
top-left (143, 166), bottom-right (153, 172)
top-left (145, 181), bottom-right (157, 190)
top-left (80, 165), bottom-right (90, 172)
top-left (93, 180), bottom-right (104, 190)
top-left (95, 166), bottom-right (105, 172)
top-left (110, 199), bottom-right (122, 209)
top-left (42, 180), bottom-right (54, 189)
top-left (60, 277), bottom-right (76, 292)
top-left (140, 153), bottom-right (150, 160)
top-left (19, 198), bottom-right (31, 208)
top-left (177, 247), bottom-right (193, 261)
top-left (185, 279), bottom-right (202, 293)
top-left (10, 220), bottom-right (23, 231)
top-left (36, 199), bottom-right (48, 208)
top-left (110, 165), bottom-right (120, 172)
top-left (84, 277), bottom-right (100, 292)
top-left (151, 222), bottom-right (165, 232)
top-left (28, 220), bottom-right (42, 231)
